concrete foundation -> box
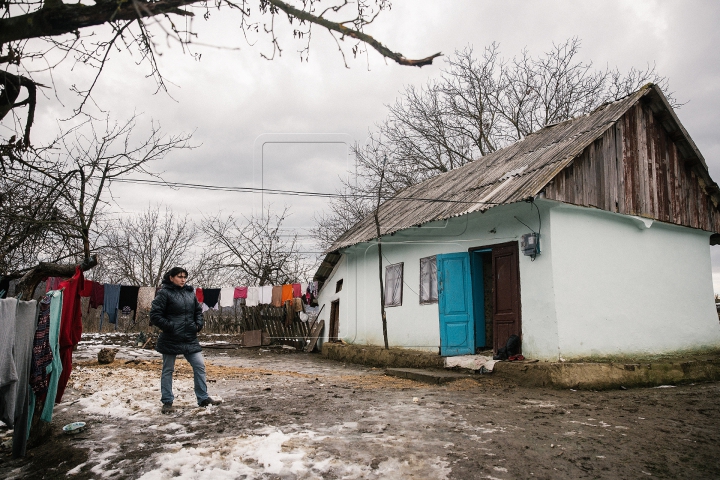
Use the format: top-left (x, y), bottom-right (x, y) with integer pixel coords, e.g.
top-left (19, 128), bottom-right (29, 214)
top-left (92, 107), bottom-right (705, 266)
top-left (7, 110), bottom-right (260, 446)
top-left (322, 342), bottom-right (720, 390)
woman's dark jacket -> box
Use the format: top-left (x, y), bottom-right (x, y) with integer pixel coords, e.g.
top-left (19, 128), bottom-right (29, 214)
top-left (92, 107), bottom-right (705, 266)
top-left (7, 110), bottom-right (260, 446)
top-left (150, 280), bottom-right (204, 355)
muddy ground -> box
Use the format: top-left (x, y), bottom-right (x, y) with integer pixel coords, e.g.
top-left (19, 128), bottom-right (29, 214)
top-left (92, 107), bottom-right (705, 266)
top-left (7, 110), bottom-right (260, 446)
top-left (1, 335), bottom-right (719, 479)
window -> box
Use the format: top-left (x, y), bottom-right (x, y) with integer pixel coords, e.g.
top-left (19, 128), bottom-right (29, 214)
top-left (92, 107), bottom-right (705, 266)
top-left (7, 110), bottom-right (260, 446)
top-left (419, 256), bottom-right (438, 304)
top-left (384, 263), bottom-right (404, 307)
top-left (335, 279), bottom-right (343, 293)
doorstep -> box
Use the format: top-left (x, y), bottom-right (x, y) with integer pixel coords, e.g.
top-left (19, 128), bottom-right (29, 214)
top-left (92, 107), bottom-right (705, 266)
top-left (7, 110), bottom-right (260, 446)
top-left (384, 367), bottom-right (474, 384)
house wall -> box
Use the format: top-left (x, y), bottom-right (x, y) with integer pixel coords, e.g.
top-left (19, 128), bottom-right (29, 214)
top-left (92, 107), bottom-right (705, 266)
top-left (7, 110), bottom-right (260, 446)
top-left (316, 201), bottom-right (561, 359)
top-left (550, 204), bottom-right (720, 359)
top-left (317, 199), bottom-right (720, 360)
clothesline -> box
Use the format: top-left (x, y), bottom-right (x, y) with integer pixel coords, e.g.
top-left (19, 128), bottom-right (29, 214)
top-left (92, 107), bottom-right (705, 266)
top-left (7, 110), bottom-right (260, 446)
top-left (44, 277), bottom-right (320, 328)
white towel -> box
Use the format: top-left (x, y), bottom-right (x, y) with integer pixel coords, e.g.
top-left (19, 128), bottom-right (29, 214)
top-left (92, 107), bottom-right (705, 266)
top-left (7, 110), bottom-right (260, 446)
top-left (261, 285), bottom-right (273, 305)
top-left (246, 287), bottom-right (260, 307)
top-left (219, 287), bottom-right (235, 308)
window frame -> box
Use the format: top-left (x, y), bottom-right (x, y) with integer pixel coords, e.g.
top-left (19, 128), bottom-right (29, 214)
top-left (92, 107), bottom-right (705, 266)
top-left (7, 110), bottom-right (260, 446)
top-left (419, 255), bottom-right (438, 305)
top-left (384, 262), bottom-right (404, 307)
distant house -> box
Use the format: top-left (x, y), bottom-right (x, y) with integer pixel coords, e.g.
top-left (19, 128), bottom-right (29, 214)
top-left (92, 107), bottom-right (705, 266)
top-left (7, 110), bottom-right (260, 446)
top-left (313, 84), bottom-right (720, 361)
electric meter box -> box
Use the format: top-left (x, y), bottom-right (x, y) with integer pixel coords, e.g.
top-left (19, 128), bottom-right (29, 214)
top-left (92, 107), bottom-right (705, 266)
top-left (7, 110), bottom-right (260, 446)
top-left (521, 232), bottom-right (540, 256)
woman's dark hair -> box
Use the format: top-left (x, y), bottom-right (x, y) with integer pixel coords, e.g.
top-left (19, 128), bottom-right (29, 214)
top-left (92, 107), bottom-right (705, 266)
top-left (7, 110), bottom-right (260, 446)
top-left (163, 267), bottom-right (188, 283)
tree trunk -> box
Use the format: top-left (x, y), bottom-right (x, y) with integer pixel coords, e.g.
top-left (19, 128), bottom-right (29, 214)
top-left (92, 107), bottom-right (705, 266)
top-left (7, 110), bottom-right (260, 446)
top-left (14, 255), bottom-right (97, 300)
top-left (377, 239), bottom-right (388, 350)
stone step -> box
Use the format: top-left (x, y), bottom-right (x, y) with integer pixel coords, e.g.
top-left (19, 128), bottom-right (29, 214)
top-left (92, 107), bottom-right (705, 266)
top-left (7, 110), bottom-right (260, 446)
top-left (385, 367), bottom-right (475, 384)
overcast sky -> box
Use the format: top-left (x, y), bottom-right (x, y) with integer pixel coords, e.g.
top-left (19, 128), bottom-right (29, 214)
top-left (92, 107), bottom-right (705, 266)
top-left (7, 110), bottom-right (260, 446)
top-left (15, 0), bottom-right (720, 288)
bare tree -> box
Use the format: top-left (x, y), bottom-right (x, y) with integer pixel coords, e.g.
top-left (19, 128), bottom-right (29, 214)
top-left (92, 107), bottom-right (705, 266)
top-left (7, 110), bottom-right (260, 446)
top-left (381, 38), bottom-right (675, 188)
top-left (3, 115), bottom-right (193, 298)
top-left (99, 204), bottom-right (200, 286)
top-left (310, 134), bottom-right (398, 252)
top-left (0, 0), bottom-right (440, 157)
top-left (314, 38), bottom-right (676, 247)
top-left (0, 162), bottom-right (75, 276)
top-left (202, 207), bottom-right (309, 286)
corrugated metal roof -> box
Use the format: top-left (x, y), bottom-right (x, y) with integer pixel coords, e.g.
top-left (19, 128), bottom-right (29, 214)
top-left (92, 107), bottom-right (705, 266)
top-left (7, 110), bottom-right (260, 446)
top-left (328, 86), bottom-right (655, 252)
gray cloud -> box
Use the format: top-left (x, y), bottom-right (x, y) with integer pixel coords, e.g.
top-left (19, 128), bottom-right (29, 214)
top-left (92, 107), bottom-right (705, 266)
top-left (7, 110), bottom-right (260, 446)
top-left (7, 0), bottom-right (720, 287)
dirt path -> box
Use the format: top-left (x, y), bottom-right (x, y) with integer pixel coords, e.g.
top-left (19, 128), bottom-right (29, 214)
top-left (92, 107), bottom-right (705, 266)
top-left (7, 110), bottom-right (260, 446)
top-left (1, 340), bottom-right (719, 479)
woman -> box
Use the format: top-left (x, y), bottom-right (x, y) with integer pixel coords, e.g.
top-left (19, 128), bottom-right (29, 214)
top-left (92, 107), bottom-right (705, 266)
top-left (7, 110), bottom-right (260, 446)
top-left (150, 267), bottom-right (221, 414)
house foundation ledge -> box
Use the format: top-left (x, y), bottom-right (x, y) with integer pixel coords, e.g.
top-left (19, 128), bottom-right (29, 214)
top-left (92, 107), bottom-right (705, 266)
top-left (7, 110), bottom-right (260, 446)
top-left (322, 343), bottom-right (720, 390)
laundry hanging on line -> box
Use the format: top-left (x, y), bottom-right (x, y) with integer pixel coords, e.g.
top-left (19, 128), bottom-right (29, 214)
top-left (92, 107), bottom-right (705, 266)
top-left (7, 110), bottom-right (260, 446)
top-left (56, 266), bottom-right (86, 404)
top-left (246, 287), bottom-right (260, 307)
top-left (137, 286), bottom-right (157, 313)
top-left (88, 281), bottom-right (104, 311)
top-left (219, 287), bottom-right (235, 308)
top-left (100, 284), bottom-right (121, 327)
top-left (234, 286), bottom-right (248, 299)
top-left (202, 288), bottom-right (221, 310)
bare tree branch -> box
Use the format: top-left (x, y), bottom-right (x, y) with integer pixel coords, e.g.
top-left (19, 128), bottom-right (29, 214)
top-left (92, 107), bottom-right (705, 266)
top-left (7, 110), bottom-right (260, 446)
top-left (314, 38), bottom-right (678, 249)
top-left (202, 207), bottom-right (309, 286)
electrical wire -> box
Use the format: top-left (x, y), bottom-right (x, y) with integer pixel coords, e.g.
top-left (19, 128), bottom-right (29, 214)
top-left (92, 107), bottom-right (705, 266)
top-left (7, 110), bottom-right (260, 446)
top-left (111, 177), bottom-right (501, 206)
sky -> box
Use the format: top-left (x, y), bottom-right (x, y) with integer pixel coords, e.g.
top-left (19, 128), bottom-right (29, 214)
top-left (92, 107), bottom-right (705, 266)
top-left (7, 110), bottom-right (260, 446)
top-left (10, 0), bottom-right (720, 288)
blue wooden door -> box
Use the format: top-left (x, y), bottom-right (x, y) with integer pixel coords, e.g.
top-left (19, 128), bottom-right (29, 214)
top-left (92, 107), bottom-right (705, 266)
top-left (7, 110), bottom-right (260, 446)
top-left (437, 252), bottom-right (475, 356)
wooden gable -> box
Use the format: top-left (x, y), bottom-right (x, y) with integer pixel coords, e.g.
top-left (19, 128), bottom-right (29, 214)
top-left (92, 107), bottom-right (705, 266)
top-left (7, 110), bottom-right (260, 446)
top-left (543, 95), bottom-right (720, 233)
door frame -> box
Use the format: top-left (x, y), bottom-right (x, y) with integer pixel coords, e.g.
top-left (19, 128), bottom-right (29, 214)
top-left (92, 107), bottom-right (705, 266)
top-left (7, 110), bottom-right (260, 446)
top-left (468, 241), bottom-right (522, 353)
top-left (329, 300), bottom-right (340, 342)
top-left (469, 248), bottom-right (491, 350)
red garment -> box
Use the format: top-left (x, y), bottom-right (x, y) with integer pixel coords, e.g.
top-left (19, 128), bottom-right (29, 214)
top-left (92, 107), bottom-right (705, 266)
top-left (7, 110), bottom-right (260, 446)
top-left (291, 283), bottom-right (302, 298)
top-left (281, 285), bottom-right (293, 303)
top-left (196, 288), bottom-right (204, 304)
top-left (89, 282), bottom-right (104, 310)
top-left (234, 286), bottom-right (248, 299)
top-left (55, 266), bottom-right (86, 403)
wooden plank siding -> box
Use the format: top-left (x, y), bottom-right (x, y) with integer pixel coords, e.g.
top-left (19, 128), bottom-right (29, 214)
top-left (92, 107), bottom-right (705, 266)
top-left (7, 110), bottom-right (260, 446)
top-left (544, 102), bottom-right (720, 232)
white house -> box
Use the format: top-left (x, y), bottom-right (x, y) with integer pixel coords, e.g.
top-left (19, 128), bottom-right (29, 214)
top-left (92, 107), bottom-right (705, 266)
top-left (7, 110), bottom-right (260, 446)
top-left (313, 84), bottom-right (720, 361)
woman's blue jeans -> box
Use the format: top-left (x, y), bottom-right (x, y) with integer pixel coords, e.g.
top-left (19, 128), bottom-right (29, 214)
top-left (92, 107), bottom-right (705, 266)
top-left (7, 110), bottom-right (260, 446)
top-left (161, 352), bottom-right (209, 405)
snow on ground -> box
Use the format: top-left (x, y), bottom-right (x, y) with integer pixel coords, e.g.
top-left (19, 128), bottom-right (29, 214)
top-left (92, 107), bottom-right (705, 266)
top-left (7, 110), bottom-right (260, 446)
top-left (75, 336), bottom-right (162, 362)
top-left (56, 344), bottom-right (454, 479)
top-left (63, 366), bottom-right (195, 421)
top-left (137, 431), bottom-right (451, 480)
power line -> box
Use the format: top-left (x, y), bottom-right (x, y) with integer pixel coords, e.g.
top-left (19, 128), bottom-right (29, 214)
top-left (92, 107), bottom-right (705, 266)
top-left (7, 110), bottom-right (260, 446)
top-left (111, 178), bottom-right (500, 205)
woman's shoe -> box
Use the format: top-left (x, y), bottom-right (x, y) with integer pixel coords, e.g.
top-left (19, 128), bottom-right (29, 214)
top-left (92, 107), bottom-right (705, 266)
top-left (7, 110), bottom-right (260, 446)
top-left (199, 397), bottom-right (222, 407)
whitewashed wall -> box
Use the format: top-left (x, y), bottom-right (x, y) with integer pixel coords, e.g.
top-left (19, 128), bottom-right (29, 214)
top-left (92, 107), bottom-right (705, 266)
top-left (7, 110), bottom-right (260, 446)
top-left (316, 201), bottom-right (557, 357)
top-left (550, 204), bottom-right (720, 359)
top-left (316, 200), bottom-right (720, 360)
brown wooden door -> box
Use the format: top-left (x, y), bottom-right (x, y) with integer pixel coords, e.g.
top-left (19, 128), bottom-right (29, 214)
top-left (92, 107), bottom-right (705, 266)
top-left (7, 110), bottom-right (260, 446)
top-left (329, 300), bottom-right (340, 341)
top-left (492, 243), bottom-right (521, 353)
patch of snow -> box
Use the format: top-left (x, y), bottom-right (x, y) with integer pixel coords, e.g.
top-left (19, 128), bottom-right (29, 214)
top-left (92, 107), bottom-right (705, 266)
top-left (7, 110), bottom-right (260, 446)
top-left (60, 367), bottom-right (197, 421)
top-left (135, 427), bottom-right (451, 480)
top-left (67, 462), bottom-right (88, 475)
